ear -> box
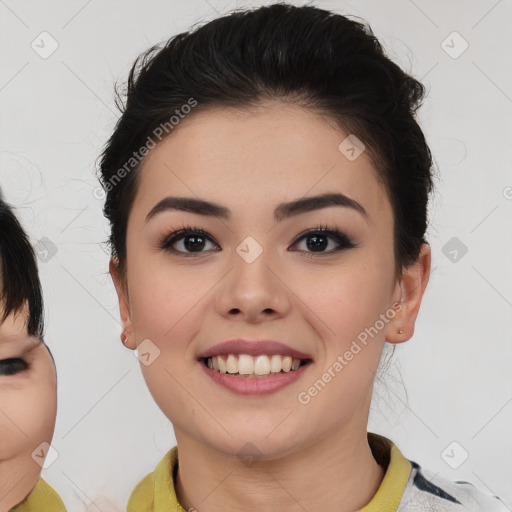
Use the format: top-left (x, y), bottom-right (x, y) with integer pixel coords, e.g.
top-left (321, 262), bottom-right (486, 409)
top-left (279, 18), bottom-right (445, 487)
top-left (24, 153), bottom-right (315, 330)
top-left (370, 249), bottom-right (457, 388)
top-left (109, 258), bottom-right (136, 349)
top-left (385, 243), bottom-right (431, 344)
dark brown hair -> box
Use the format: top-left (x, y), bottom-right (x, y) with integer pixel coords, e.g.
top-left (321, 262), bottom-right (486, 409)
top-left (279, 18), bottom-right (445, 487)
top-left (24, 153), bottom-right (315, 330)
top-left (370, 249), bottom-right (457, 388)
top-left (98, 2), bottom-right (435, 281)
top-left (0, 194), bottom-right (44, 338)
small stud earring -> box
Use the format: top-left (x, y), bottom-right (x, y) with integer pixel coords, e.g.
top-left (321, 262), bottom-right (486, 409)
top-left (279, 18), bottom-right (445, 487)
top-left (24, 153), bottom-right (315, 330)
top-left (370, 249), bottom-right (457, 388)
top-left (398, 328), bottom-right (403, 334)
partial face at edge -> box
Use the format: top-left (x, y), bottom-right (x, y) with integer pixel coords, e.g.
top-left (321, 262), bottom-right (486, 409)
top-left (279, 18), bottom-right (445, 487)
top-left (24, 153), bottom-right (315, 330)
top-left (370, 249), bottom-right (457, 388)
top-left (0, 303), bottom-right (57, 468)
top-left (112, 102), bottom-right (428, 458)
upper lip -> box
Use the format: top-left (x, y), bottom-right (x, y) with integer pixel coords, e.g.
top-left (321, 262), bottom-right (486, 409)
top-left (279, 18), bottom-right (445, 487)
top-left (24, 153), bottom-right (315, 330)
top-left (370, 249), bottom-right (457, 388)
top-left (197, 339), bottom-right (313, 360)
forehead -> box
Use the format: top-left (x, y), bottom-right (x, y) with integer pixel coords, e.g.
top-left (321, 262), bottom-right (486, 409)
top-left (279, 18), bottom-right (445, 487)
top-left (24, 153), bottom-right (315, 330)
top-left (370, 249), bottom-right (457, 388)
top-left (132, 103), bottom-right (391, 225)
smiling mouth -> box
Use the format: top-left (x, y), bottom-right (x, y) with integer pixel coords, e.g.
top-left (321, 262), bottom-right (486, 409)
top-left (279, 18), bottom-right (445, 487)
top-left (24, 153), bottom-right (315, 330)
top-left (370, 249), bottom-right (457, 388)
top-left (202, 354), bottom-right (311, 378)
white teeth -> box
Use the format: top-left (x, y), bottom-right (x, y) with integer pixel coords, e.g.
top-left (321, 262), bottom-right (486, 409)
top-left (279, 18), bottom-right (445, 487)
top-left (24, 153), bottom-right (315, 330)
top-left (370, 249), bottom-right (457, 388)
top-left (226, 354), bottom-right (238, 374)
top-left (218, 356), bottom-right (227, 373)
top-left (254, 355), bottom-right (271, 375)
top-left (270, 354), bottom-right (282, 373)
top-left (205, 354), bottom-right (304, 376)
top-left (238, 354), bottom-right (254, 374)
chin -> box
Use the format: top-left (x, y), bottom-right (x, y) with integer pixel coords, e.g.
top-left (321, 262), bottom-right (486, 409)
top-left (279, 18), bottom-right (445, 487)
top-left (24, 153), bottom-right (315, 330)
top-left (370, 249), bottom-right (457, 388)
top-left (192, 426), bottom-right (304, 462)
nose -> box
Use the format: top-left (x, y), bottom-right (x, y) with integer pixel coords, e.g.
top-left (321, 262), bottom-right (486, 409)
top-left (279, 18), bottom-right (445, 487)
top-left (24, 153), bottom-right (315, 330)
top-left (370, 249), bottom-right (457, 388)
top-left (214, 249), bottom-right (291, 323)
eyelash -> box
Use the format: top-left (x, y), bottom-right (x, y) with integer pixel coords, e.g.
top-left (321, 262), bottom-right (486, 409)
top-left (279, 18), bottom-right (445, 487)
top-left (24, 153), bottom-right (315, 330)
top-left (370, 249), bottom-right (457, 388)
top-left (0, 358), bottom-right (29, 377)
top-left (158, 223), bottom-right (357, 257)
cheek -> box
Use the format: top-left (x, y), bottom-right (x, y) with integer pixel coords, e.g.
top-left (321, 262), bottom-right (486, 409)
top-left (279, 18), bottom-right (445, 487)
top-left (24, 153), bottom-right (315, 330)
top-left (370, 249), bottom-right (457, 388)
top-left (128, 255), bottom-right (210, 342)
top-left (129, 262), bottom-right (217, 425)
top-left (129, 261), bottom-right (205, 409)
top-left (0, 379), bottom-right (56, 460)
top-left (298, 259), bottom-right (395, 346)
top-left (291, 266), bottom-right (393, 420)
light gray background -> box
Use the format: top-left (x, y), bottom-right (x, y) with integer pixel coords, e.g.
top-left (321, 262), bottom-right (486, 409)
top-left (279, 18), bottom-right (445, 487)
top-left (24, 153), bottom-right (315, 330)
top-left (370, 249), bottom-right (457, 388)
top-left (1, 0), bottom-right (511, 510)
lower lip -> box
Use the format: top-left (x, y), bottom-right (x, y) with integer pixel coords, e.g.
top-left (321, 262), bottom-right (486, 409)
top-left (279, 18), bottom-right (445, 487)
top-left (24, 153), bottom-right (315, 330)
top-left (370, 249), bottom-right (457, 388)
top-left (199, 360), bottom-right (311, 395)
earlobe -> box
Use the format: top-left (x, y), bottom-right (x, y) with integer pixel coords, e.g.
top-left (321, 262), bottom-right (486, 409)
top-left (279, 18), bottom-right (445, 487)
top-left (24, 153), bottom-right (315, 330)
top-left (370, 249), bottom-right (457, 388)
top-left (109, 258), bottom-right (136, 349)
top-left (385, 243), bottom-right (431, 344)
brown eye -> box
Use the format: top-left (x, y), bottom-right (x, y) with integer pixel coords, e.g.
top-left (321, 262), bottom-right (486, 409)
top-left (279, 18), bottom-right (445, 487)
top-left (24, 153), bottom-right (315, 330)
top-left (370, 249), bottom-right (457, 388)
top-left (159, 227), bottom-right (219, 255)
top-left (0, 358), bottom-right (28, 376)
top-left (290, 226), bottom-right (357, 256)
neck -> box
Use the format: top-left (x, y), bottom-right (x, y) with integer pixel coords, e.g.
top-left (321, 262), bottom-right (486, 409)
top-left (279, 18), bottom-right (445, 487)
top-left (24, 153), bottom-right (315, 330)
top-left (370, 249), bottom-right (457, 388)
top-left (174, 427), bottom-right (385, 512)
top-left (0, 456), bottom-right (39, 512)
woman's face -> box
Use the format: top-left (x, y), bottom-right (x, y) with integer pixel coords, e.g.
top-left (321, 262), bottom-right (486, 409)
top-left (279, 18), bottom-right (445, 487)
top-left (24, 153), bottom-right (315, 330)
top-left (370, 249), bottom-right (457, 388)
top-left (0, 305), bottom-right (57, 499)
top-left (112, 102), bottom-right (429, 458)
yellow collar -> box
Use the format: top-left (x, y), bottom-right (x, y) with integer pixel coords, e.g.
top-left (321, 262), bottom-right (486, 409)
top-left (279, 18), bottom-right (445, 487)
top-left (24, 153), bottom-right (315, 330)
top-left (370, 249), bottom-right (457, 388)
top-left (9, 478), bottom-right (66, 512)
top-left (128, 432), bottom-right (412, 512)
top-left (359, 433), bottom-right (412, 511)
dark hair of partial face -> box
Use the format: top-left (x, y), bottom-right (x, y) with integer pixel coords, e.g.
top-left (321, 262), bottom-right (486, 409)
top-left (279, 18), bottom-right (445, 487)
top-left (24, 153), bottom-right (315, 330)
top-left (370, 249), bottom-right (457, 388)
top-left (0, 195), bottom-right (44, 338)
top-left (98, 2), bottom-right (435, 283)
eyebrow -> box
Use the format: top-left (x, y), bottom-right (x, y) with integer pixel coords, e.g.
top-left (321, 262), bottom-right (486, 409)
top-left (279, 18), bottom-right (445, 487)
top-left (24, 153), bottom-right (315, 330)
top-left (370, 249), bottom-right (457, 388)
top-left (145, 193), bottom-right (369, 224)
top-left (0, 334), bottom-right (41, 348)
